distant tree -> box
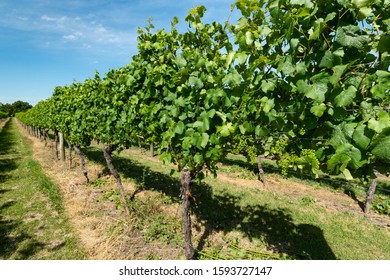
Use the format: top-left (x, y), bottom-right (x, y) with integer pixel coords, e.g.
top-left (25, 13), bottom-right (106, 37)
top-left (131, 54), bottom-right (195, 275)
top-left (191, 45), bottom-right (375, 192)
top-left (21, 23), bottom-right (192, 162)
top-left (0, 110), bottom-right (7, 119)
top-left (0, 103), bottom-right (12, 116)
top-left (0, 101), bottom-right (32, 117)
top-left (10, 101), bottom-right (32, 116)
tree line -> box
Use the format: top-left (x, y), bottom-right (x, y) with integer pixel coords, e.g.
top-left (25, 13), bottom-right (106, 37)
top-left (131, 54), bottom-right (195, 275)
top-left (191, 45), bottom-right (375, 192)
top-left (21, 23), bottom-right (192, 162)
top-left (0, 101), bottom-right (32, 118)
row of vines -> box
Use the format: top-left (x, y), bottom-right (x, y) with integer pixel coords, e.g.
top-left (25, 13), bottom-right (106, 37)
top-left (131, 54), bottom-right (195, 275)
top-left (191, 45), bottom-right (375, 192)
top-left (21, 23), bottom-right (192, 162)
top-left (17, 0), bottom-right (390, 259)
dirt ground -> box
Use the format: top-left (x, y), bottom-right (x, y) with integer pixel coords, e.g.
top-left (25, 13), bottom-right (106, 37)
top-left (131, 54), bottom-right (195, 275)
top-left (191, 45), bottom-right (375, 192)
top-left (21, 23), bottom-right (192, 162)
top-left (0, 118), bottom-right (9, 130)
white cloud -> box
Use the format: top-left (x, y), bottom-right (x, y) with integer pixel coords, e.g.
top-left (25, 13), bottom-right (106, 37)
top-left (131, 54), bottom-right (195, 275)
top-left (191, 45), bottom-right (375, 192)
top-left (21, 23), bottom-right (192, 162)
top-left (41, 15), bottom-right (59, 22)
top-left (63, 31), bottom-right (83, 41)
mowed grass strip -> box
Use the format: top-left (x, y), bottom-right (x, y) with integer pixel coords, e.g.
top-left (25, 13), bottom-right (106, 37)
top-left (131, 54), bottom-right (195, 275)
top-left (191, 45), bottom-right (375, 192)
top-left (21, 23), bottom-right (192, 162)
top-left (0, 118), bottom-right (85, 259)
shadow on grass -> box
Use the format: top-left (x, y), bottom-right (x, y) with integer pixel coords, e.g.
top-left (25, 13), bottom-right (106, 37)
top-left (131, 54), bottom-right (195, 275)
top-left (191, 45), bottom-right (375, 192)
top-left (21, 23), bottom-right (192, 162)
top-left (222, 156), bottom-right (388, 203)
top-left (0, 120), bottom-right (19, 183)
top-left (0, 119), bottom-right (47, 259)
top-left (0, 217), bottom-right (46, 259)
top-left (223, 156), bottom-right (353, 188)
top-left (194, 188), bottom-right (336, 259)
top-left (83, 146), bottom-right (336, 259)
top-left (377, 180), bottom-right (390, 198)
top-left (0, 159), bottom-right (18, 184)
top-left (0, 119), bottom-right (18, 155)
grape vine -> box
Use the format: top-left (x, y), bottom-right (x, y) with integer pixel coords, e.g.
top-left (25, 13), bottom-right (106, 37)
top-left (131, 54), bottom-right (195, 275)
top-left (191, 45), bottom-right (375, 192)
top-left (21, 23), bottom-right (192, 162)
top-left (16, 0), bottom-right (390, 259)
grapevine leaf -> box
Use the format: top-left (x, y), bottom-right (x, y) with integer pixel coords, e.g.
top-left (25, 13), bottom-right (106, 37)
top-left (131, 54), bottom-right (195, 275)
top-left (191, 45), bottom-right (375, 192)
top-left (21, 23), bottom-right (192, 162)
top-left (378, 36), bottom-right (390, 53)
top-left (200, 111), bottom-right (210, 131)
top-left (175, 55), bottom-right (187, 68)
top-left (200, 133), bottom-right (209, 148)
top-left (255, 125), bottom-right (269, 137)
top-left (341, 122), bottom-right (357, 139)
top-left (261, 80), bottom-right (275, 93)
top-left (351, 0), bottom-right (370, 8)
top-left (260, 26), bottom-right (272, 36)
top-left (342, 168), bottom-right (354, 180)
top-left (376, 70), bottom-right (390, 79)
top-left (174, 121), bottom-right (185, 135)
top-left (239, 124), bottom-right (246, 134)
top-left (236, 52), bottom-right (248, 65)
top-left (330, 64), bottom-right (348, 85)
top-left (296, 62), bottom-right (307, 75)
top-left (319, 51), bottom-right (335, 69)
top-left (222, 70), bottom-right (242, 87)
top-left (353, 123), bottom-right (374, 150)
top-left (290, 0), bottom-right (314, 8)
top-left (218, 122), bottom-right (234, 137)
top-left (309, 18), bottom-right (324, 41)
top-left (189, 75), bottom-right (204, 89)
top-left (180, 136), bottom-right (190, 149)
top-left (335, 25), bottom-right (369, 49)
top-left (225, 51), bottom-right (235, 68)
top-left (279, 56), bottom-right (295, 76)
top-left (260, 97), bottom-right (275, 113)
top-left (291, 38), bottom-right (299, 49)
top-left (245, 31), bottom-right (253, 45)
top-left (327, 151), bottom-right (350, 173)
top-left (370, 128), bottom-right (390, 163)
top-left (325, 12), bottom-right (337, 22)
top-left (327, 143), bottom-right (362, 173)
top-left (310, 103), bottom-right (327, 117)
top-left (175, 97), bottom-right (186, 107)
top-left (358, 7), bottom-right (372, 19)
top-left (368, 111), bottom-right (390, 133)
top-left (194, 153), bottom-right (203, 164)
top-left (160, 152), bottom-right (172, 165)
top-left (333, 86), bottom-right (357, 107)
top-left (305, 83), bottom-right (327, 103)
top-left (235, 17), bottom-right (248, 30)
top-left (328, 125), bottom-right (348, 148)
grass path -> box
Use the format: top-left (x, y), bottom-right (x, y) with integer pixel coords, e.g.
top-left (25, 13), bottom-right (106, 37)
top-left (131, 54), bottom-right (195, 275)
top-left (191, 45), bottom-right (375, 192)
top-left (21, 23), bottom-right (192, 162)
top-left (0, 118), bottom-right (85, 259)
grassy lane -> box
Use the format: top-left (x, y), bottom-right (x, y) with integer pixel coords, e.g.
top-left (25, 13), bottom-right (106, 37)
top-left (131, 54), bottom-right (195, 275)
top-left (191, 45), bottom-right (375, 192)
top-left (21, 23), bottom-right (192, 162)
top-left (0, 118), bottom-right (85, 259)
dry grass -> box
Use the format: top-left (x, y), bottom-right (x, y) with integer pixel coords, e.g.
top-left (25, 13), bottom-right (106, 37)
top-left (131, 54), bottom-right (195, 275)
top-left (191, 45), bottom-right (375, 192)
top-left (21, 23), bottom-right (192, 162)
top-left (0, 118), bottom-right (9, 130)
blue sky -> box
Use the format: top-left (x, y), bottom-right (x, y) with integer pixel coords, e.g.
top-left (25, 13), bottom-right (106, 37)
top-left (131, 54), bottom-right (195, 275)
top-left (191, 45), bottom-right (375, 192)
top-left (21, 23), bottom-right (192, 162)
top-left (0, 0), bottom-right (239, 105)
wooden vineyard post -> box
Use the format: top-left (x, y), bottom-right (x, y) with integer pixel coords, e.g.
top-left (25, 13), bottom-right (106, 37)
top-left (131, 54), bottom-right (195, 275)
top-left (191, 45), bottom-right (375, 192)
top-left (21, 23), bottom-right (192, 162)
top-left (59, 132), bottom-right (65, 161)
top-left (74, 145), bottom-right (90, 183)
top-left (150, 143), bottom-right (154, 157)
top-left (364, 177), bottom-right (378, 214)
top-left (257, 155), bottom-right (266, 187)
top-left (180, 167), bottom-right (195, 260)
top-left (67, 140), bottom-right (72, 168)
top-left (102, 145), bottom-right (130, 215)
top-left (54, 129), bottom-right (59, 160)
